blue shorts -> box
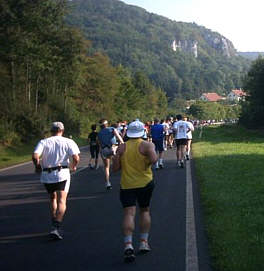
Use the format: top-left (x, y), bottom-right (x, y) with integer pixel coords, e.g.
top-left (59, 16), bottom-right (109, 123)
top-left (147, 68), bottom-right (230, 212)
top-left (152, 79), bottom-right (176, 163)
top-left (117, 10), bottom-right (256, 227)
top-left (152, 139), bottom-right (164, 152)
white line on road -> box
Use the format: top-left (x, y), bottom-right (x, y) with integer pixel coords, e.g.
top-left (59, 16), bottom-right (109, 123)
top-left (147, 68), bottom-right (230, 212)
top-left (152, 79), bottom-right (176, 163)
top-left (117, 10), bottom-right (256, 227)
top-left (186, 159), bottom-right (199, 271)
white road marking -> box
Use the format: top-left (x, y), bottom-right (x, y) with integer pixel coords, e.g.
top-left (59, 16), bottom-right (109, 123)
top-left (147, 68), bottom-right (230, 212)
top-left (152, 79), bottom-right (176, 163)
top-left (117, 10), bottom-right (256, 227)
top-left (186, 159), bottom-right (199, 271)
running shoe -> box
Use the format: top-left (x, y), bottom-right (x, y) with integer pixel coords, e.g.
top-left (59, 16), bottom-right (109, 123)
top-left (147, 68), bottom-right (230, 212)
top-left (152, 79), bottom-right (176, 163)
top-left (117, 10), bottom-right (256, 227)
top-left (159, 163), bottom-right (164, 169)
top-left (106, 183), bottom-right (112, 190)
top-left (124, 247), bottom-right (135, 263)
top-left (49, 228), bottom-right (63, 240)
top-left (177, 161), bottom-right (181, 167)
top-left (139, 240), bottom-right (151, 254)
top-left (180, 161), bottom-right (184, 168)
top-left (186, 154), bottom-right (190, 160)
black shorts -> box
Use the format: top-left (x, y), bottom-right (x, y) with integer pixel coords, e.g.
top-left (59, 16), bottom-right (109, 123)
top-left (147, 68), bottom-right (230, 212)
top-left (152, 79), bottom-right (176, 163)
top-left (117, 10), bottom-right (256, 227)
top-left (90, 145), bottom-right (99, 159)
top-left (120, 181), bottom-right (155, 208)
top-left (44, 180), bottom-right (69, 193)
top-left (176, 138), bottom-right (187, 146)
top-left (152, 139), bottom-right (164, 153)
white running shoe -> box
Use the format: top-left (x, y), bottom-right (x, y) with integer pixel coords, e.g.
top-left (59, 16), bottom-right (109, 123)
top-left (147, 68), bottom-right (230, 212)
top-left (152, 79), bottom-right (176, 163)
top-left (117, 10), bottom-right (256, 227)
top-left (106, 182), bottom-right (112, 190)
top-left (49, 228), bottom-right (63, 240)
top-left (139, 240), bottom-right (151, 254)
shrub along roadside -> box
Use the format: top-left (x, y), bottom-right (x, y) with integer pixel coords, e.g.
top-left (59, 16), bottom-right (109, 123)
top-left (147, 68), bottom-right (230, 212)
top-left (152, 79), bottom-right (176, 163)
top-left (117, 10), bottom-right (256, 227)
top-left (0, 137), bottom-right (87, 169)
top-left (193, 124), bottom-right (264, 271)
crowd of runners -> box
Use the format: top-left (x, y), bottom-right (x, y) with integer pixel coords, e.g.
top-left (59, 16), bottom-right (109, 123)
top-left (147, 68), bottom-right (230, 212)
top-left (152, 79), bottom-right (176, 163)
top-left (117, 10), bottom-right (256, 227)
top-left (32, 115), bottom-right (194, 263)
top-left (88, 115), bottom-right (195, 177)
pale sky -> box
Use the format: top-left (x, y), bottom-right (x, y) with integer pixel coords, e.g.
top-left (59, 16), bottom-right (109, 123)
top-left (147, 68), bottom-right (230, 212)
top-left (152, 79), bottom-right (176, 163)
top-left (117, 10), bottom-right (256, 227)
top-left (122, 0), bottom-right (264, 52)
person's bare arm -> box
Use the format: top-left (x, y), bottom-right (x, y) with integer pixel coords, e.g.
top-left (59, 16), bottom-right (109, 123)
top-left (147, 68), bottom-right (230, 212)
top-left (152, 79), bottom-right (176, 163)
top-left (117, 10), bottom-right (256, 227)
top-left (32, 153), bottom-right (42, 173)
top-left (114, 129), bottom-right (124, 144)
top-left (140, 141), bottom-right (158, 165)
top-left (112, 144), bottom-right (125, 172)
top-left (71, 154), bottom-right (80, 172)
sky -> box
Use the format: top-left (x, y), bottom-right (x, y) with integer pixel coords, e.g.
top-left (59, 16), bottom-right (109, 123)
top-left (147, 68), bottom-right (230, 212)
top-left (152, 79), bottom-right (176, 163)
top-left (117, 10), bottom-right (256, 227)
top-left (122, 0), bottom-right (264, 52)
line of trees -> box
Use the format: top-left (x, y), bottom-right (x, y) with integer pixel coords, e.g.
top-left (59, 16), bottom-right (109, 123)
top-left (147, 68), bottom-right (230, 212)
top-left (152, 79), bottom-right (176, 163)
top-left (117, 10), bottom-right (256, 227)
top-left (239, 57), bottom-right (264, 128)
top-left (0, 0), bottom-right (168, 145)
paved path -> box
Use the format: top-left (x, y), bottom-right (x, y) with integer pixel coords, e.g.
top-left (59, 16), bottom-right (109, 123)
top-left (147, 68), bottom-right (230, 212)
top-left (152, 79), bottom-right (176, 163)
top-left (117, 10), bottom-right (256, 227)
top-left (0, 148), bottom-right (212, 271)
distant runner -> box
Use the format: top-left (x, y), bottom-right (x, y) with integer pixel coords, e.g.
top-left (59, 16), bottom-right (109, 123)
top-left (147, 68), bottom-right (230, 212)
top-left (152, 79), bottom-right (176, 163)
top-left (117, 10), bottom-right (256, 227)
top-left (183, 116), bottom-right (194, 160)
top-left (151, 118), bottom-right (165, 169)
top-left (173, 115), bottom-right (192, 168)
top-left (98, 119), bottom-right (124, 190)
top-left (87, 124), bottom-right (100, 169)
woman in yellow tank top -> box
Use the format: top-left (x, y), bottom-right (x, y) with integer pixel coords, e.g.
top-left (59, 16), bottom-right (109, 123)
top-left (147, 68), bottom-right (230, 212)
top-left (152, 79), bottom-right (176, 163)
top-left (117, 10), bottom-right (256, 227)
top-left (112, 120), bottom-right (157, 263)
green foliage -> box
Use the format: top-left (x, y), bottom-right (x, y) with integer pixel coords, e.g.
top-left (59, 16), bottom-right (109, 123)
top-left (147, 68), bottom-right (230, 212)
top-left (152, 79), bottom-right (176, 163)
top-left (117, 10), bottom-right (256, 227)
top-left (189, 101), bottom-right (241, 121)
top-left (0, 0), bottom-right (168, 144)
top-left (240, 57), bottom-right (264, 128)
top-left (67, 0), bottom-right (251, 99)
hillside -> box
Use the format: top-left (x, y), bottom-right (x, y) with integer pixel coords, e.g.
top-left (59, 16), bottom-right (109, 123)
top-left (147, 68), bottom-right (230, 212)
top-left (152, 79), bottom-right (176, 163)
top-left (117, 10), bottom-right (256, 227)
top-left (67, 0), bottom-right (251, 99)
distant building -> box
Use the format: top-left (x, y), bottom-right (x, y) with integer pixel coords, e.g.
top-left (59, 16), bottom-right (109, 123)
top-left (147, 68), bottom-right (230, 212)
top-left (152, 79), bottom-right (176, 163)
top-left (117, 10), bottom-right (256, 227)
top-left (200, 93), bottom-right (225, 102)
top-left (227, 89), bottom-right (246, 102)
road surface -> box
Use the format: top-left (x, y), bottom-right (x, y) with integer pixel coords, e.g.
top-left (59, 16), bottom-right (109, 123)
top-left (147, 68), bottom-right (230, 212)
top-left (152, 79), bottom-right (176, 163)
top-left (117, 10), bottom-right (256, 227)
top-left (0, 147), bottom-right (212, 271)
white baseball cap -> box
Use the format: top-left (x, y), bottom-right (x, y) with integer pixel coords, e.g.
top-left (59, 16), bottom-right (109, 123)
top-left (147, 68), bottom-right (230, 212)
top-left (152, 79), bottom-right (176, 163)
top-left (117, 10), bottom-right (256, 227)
top-left (51, 121), bottom-right (64, 131)
top-left (127, 120), bottom-right (145, 138)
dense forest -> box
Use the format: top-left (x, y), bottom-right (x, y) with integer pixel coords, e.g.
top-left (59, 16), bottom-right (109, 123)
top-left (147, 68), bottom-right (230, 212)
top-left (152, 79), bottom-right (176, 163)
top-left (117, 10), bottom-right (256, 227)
top-left (0, 0), bottom-right (167, 145)
top-left (67, 0), bottom-right (251, 99)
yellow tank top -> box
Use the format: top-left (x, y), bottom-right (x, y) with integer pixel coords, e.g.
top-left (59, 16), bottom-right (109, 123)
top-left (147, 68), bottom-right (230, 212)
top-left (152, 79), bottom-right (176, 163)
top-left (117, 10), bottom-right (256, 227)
top-left (120, 139), bottom-right (153, 189)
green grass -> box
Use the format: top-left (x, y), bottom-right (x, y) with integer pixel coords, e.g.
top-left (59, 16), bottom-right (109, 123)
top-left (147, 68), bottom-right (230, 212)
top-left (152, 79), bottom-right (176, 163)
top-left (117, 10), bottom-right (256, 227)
top-left (193, 125), bottom-right (264, 271)
top-left (0, 136), bottom-right (87, 169)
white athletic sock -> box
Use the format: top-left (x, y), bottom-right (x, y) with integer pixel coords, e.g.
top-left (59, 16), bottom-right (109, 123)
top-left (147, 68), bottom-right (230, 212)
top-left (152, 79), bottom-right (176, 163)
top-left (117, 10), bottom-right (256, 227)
top-left (140, 233), bottom-right (149, 242)
top-left (124, 235), bottom-right (133, 249)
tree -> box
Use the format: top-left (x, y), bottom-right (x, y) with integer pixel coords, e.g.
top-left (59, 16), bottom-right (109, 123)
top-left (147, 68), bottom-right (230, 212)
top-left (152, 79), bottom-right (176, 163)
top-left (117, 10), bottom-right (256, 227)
top-left (240, 57), bottom-right (264, 128)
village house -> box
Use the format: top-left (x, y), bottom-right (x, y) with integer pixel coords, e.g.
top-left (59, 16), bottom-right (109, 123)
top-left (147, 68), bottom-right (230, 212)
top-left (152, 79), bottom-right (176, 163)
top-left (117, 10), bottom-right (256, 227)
top-left (199, 92), bottom-right (225, 102)
top-left (227, 89), bottom-right (246, 102)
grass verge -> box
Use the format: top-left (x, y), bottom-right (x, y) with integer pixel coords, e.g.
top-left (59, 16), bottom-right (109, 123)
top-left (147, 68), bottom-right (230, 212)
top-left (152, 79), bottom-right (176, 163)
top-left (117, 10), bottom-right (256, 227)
top-left (0, 137), bottom-right (87, 169)
top-left (193, 124), bottom-right (264, 271)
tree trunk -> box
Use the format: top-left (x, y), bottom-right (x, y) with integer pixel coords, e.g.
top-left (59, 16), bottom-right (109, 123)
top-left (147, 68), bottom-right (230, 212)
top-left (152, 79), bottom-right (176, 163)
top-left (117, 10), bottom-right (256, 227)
top-left (64, 85), bottom-right (67, 113)
top-left (35, 76), bottom-right (40, 113)
top-left (10, 60), bottom-right (16, 102)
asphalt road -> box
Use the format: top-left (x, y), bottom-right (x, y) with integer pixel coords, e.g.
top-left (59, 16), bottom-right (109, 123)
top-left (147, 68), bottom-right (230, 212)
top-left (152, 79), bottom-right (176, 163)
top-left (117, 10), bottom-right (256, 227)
top-left (0, 147), bottom-right (212, 271)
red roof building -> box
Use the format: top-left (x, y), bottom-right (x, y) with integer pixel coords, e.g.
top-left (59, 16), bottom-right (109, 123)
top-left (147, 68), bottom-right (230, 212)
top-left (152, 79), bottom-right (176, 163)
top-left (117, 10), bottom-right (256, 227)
top-left (200, 93), bottom-right (224, 102)
top-left (227, 89), bottom-right (247, 102)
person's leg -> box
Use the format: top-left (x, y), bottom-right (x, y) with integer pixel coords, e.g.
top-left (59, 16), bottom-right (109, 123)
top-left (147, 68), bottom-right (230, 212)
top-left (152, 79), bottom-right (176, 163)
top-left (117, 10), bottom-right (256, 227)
top-left (179, 144), bottom-right (185, 167)
top-left (95, 147), bottom-right (99, 169)
top-left (56, 191), bottom-right (68, 222)
top-left (158, 150), bottom-right (164, 168)
top-left (49, 190), bottom-right (68, 240)
top-left (139, 207), bottom-right (151, 240)
top-left (137, 181), bottom-right (154, 252)
top-left (123, 206), bottom-right (136, 238)
top-left (103, 158), bottom-right (111, 188)
top-left (120, 188), bottom-right (137, 262)
top-left (122, 206), bottom-right (136, 262)
top-left (176, 142), bottom-right (181, 166)
top-left (49, 191), bottom-right (58, 221)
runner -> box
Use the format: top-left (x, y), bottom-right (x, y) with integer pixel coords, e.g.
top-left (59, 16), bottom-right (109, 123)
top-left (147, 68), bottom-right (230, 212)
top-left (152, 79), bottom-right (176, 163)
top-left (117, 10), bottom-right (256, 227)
top-left (32, 122), bottom-right (80, 240)
top-left (87, 124), bottom-right (100, 169)
top-left (183, 116), bottom-right (194, 160)
top-left (162, 119), bottom-right (170, 150)
top-left (112, 120), bottom-right (158, 263)
top-left (173, 115), bottom-right (192, 168)
top-left (151, 118), bottom-right (165, 169)
top-left (98, 119), bottom-right (124, 190)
